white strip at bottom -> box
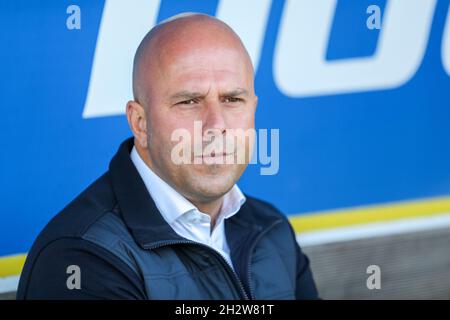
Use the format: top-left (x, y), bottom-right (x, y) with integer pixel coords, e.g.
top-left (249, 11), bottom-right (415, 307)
top-left (0, 275), bottom-right (20, 295)
top-left (297, 212), bottom-right (450, 247)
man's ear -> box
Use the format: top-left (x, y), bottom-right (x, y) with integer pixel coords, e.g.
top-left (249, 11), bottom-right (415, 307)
top-left (126, 100), bottom-right (148, 148)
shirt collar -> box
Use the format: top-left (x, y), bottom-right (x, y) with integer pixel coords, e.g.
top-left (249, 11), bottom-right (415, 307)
top-left (130, 146), bottom-right (246, 225)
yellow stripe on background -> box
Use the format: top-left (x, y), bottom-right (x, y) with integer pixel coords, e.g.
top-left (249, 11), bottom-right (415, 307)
top-left (1, 196), bottom-right (450, 278)
top-left (0, 254), bottom-right (26, 278)
top-left (289, 196), bottom-right (450, 233)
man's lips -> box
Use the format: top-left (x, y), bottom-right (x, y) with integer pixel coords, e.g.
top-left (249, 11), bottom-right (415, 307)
top-left (194, 152), bottom-right (235, 158)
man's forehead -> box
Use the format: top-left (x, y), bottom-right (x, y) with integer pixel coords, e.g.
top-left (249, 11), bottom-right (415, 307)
top-left (133, 13), bottom-right (254, 102)
top-left (155, 34), bottom-right (249, 69)
top-left (153, 46), bottom-right (252, 85)
top-left (163, 55), bottom-right (248, 77)
top-left (160, 66), bottom-right (251, 92)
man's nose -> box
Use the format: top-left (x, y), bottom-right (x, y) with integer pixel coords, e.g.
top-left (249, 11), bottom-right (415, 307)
top-left (202, 100), bottom-right (227, 135)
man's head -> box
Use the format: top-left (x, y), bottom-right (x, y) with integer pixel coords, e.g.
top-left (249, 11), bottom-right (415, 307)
top-left (126, 13), bottom-right (257, 207)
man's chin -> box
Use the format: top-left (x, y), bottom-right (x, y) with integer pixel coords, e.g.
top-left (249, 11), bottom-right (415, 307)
top-left (183, 174), bottom-right (235, 199)
top-left (178, 164), bottom-right (246, 198)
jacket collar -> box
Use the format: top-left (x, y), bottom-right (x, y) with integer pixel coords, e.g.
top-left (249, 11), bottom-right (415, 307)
top-left (108, 138), bottom-right (282, 249)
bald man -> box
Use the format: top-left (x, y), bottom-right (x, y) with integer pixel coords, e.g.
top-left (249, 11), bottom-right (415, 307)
top-left (17, 13), bottom-right (318, 300)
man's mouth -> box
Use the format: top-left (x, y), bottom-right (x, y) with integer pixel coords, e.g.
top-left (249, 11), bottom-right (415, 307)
top-left (201, 151), bottom-right (234, 158)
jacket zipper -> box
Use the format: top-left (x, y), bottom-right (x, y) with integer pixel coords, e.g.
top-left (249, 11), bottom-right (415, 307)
top-left (143, 218), bottom-right (282, 300)
top-left (143, 240), bottom-right (250, 300)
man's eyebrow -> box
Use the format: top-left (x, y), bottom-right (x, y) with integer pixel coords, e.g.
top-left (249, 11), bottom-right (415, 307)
top-left (221, 88), bottom-right (249, 97)
top-left (169, 88), bottom-right (249, 101)
top-left (169, 91), bottom-right (205, 101)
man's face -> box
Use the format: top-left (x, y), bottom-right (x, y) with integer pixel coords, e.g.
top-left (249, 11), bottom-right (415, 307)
top-left (142, 41), bottom-right (257, 203)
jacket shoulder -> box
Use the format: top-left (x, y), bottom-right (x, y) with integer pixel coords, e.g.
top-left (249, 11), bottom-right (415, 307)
top-left (35, 172), bottom-right (116, 242)
top-left (244, 195), bottom-right (289, 222)
top-left (19, 172), bottom-right (119, 282)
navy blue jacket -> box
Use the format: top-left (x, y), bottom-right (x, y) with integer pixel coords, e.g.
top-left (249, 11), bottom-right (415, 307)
top-left (17, 138), bottom-right (318, 300)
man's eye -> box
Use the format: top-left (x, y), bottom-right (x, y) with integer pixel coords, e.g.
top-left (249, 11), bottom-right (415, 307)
top-left (223, 97), bottom-right (242, 103)
top-left (177, 99), bottom-right (197, 105)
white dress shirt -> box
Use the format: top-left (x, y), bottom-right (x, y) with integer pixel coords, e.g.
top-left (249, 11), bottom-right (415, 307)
top-left (130, 146), bottom-right (246, 270)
